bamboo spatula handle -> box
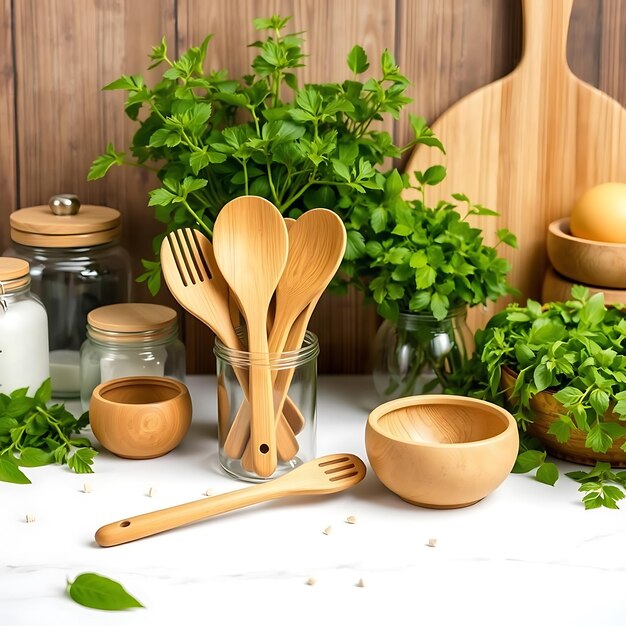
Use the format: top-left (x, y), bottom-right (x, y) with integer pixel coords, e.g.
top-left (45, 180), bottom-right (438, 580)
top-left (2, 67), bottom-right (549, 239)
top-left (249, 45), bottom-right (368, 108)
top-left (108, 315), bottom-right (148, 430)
top-left (95, 481), bottom-right (283, 547)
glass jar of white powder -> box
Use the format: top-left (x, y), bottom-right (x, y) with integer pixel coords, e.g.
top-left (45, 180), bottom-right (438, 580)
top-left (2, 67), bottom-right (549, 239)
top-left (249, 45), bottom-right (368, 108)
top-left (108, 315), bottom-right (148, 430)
top-left (0, 258), bottom-right (50, 395)
top-left (80, 303), bottom-right (186, 410)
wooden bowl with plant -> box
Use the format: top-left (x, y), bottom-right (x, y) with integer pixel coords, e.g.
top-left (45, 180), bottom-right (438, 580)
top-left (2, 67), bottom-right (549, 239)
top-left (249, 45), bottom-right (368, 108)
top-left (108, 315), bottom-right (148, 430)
top-left (455, 287), bottom-right (626, 508)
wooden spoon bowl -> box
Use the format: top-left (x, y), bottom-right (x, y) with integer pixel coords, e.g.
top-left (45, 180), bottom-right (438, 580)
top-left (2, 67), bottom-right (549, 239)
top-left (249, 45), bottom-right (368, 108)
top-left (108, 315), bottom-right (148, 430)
top-left (365, 395), bottom-right (518, 509)
top-left (90, 377), bottom-right (192, 459)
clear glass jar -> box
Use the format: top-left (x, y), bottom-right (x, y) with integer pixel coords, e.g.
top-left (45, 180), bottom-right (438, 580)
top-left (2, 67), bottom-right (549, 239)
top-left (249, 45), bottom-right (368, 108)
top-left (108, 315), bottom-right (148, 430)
top-left (0, 258), bottom-right (50, 394)
top-left (215, 331), bottom-right (319, 482)
top-left (5, 198), bottom-right (132, 397)
top-left (373, 306), bottom-right (473, 401)
top-left (80, 303), bottom-right (186, 411)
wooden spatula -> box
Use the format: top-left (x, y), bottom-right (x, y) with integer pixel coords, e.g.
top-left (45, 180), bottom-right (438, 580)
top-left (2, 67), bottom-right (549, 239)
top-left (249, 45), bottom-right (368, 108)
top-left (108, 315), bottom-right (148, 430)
top-left (403, 0), bottom-right (626, 329)
top-left (95, 453), bottom-right (366, 547)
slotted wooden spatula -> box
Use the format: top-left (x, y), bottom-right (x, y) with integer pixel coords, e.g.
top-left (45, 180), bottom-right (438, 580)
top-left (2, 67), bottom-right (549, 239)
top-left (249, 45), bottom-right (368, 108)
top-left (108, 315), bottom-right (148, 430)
top-left (95, 453), bottom-right (366, 546)
top-left (404, 0), bottom-right (626, 329)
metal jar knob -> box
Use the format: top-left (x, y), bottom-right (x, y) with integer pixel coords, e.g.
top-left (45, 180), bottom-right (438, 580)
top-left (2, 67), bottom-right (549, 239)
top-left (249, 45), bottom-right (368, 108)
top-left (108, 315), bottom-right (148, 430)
top-left (49, 194), bottom-right (81, 216)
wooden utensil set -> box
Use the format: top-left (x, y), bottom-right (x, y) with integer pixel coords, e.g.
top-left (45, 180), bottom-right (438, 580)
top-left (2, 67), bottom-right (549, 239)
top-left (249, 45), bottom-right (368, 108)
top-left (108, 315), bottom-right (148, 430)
top-left (161, 196), bottom-right (347, 478)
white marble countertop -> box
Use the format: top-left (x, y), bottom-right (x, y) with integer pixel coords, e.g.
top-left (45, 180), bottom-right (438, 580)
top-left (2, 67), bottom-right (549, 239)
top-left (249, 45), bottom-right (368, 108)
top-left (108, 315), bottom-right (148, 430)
top-left (2, 376), bottom-right (626, 625)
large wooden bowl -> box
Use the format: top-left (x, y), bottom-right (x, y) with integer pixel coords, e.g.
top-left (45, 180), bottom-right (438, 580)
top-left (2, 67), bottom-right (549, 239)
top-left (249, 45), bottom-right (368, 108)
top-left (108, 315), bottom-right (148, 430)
top-left (365, 395), bottom-right (518, 509)
top-left (541, 266), bottom-right (626, 305)
top-left (90, 377), bottom-right (192, 459)
top-left (501, 366), bottom-right (626, 467)
top-left (547, 218), bottom-right (626, 289)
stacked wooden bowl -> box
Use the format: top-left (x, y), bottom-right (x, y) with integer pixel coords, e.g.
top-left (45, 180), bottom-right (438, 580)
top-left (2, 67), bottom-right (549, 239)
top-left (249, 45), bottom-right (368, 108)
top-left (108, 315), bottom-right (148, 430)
top-left (542, 218), bottom-right (626, 304)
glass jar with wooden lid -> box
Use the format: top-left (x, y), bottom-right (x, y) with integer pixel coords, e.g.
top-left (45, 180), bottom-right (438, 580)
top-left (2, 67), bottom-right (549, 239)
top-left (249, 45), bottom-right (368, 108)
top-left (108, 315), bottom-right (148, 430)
top-left (79, 303), bottom-right (186, 411)
top-left (3, 195), bottom-right (132, 397)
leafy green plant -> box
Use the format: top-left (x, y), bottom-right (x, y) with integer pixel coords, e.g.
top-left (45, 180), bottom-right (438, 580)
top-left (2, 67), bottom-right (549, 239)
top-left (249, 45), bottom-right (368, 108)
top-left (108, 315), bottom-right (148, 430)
top-left (67, 573), bottom-right (144, 611)
top-left (89, 15), bottom-right (440, 294)
top-left (342, 176), bottom-right (518, 322)
top-left (454, 286), bottom-right (626, 507)
top-left (0, 379), bottom-right (96, 484)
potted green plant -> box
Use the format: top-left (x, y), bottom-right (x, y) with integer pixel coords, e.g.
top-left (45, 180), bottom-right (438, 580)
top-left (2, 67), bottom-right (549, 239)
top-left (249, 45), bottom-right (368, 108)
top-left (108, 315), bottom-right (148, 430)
top-left (338, 171), bottom-right (518, 399)
top-left (461, 286), bottom-right (626, 509)
top-left (88, 15), bottom-right (441, 294)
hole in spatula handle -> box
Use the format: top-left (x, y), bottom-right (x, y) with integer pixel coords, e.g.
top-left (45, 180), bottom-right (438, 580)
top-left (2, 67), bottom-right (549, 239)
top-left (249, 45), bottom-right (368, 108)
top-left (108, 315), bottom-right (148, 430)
top-left (259, 444), bottom-right (269, 454)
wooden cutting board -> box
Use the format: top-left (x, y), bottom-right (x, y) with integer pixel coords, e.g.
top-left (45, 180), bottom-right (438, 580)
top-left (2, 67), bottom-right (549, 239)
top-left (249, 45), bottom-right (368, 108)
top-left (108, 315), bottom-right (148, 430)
top-left (403, 0), bottom-right (626, 330)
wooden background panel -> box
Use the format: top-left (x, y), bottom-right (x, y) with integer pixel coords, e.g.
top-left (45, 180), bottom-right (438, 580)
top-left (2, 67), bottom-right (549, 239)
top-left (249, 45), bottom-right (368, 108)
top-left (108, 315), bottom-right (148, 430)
top-left (178, 0), bottom-right (395, 373)
top-left (0, 0), bottom-right (16, 250)
top-left (12, 0), bottom-right (176, 305)
top-left (2, 0), bottom-right (625, 373)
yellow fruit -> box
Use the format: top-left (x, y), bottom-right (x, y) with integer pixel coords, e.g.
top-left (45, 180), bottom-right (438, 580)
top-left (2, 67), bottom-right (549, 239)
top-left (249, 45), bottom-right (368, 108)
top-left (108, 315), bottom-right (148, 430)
top-left (570, 182), bottom-right (626, 243)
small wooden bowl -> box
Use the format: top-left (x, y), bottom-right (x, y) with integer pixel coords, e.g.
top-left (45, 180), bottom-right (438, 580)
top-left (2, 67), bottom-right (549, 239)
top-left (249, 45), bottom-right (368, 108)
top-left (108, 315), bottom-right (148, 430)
top-left (542, 265), bottom-right (626, 305)
top-left (547, 218), bottom-right (626, 289)
top-left (90, 377), bottom-right (192, 459)
top-left (365, 395), bottom-right (518, 509)
top-left (501, 366), bottom-right (626, 467)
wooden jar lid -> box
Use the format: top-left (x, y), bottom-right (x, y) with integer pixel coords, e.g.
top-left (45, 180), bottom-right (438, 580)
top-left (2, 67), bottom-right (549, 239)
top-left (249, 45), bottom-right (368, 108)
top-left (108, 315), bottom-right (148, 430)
top-left (88, 303), bottom-right (177, 334)
top-left (0, 257), bottom-right (30, 290)
top-left (10, 204), bottom-right (121, 248)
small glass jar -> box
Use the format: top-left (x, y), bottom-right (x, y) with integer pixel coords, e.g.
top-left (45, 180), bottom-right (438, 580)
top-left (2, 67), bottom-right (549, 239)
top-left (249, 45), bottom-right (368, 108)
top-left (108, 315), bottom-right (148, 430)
top-left (373, 306), bottom-right (473, 401)
top-left (0, 258), bottom-right (50, 394)
top-left (215, 331), bottom-right (319, 482)
top-left (80, 303), bottom-right (186, 411)
top-left (4, 195), bottom-right (132, 397)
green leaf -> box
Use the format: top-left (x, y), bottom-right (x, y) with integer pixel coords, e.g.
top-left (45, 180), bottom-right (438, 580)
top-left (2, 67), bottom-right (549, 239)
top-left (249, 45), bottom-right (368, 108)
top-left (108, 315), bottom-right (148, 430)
top-left (512, 450), bottom-right (545, 473)
top-left (547, 417), bottom-right (573, 443)
top-left (430, 292), bottom-right (449, 320)
top-left (370, 207), bottom-right (387, 233)
top-left (414, 265), bottom-right (436, 289)
top-left (148, 188), bottom-right (176, 207)
top-left (87, 143), bottom-right (125, 180)
top-left (589, 389), bottom-right (610, 416)
top-left (0, 454), bottom-right (31, 484)
top-left (579, 292), bottom-right (605, 327)
top-left (536, 462), bottom-right (559, 486)
top-left (409, 291), bottom-right (430, 311)
top-left (67, 573), bottom-right (144, 611)
top-left (533, 362), bottom-right (552, 392)
top-left (422, 165), bottom-right (446, 186)
top-left (554, 386), bottom-right (583, 407)
top-left (332, 159), bottom-right (351, 182)
top-left (347, 45), bottom-right (369, 74)
top-left (34, 378), bottom-right (52, 405)
top-left (497, 228), bottom-right (518, 248)
top-left (586, 423), bottom-right (614, 454)
top-left (18, 447), bottom-right (53, 467)
top-left (67, 447), bottom-right (97, 474)
top-left (344, 230), bottom-right (365, 261)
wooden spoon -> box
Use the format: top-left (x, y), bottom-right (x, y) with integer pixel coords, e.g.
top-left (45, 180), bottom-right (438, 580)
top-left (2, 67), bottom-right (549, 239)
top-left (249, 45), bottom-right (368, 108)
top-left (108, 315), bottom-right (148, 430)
top-left (234, 210), bottom-right (347, 466)
top-left (95, 454), bottom-right (366, 547)
top-left (213, 196), bottom-right (289, 478)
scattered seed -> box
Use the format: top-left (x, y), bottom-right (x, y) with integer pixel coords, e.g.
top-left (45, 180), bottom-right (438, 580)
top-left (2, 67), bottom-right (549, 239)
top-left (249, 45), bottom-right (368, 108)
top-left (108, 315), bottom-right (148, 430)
top-left (203, 488), bottom-right (213, 497)
top-left (356, 578), bottom-right (366, 587)
top-left (147, 487), bottom-right (156, 498)
top-left (82, 483), bottom-right (92, 493)
top-left (426, 538), bottom-right (437, 548)
top-left (305, 577), bottom-right (317, 586)
top-left (323, 526), bottom-right (332, 535)
top-left (25, 513), bottom-right (36, 523)
top-left (346, 515), bottom-right (357, 524)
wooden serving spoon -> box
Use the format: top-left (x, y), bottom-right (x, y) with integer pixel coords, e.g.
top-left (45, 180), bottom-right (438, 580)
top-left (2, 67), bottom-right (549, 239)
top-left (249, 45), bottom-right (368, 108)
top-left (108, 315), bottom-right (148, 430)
top-left (95, 454), bottom-right (366, 547)
top-left (213, 196), bottom-right (289, 478)
top-left (232, 210), bottom-right (347, 467)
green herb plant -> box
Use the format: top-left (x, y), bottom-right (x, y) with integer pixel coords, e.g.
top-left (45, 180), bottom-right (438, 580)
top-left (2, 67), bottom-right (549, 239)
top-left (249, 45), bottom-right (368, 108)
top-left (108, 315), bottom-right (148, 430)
top-left (457, 287), bottom-right (626, 508)
top-left (67, 573), bottom-right (144, 611)
top-left (0, 379), bottom-right (97, 484)
top-left (88, 16), bottom-right (464, 295)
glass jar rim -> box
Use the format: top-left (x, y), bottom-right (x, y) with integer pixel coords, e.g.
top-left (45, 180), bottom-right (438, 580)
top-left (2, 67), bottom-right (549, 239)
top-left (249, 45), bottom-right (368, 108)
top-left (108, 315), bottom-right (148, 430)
top-left (11, 238), bottom-right (121, 252)
top-left (214, 331), bottom-right (319, 369)
top-left (86, 323), bottom-right (179, 347)
top-left (397, 303), bottom-right (468, 321)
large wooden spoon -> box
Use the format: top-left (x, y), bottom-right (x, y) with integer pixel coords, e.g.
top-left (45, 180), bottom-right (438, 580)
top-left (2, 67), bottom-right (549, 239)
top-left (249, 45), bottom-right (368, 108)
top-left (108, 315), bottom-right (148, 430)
top-left (237, 210), bottom-right (347, 466)
top-left (213, 196), bottom-right (289, 477)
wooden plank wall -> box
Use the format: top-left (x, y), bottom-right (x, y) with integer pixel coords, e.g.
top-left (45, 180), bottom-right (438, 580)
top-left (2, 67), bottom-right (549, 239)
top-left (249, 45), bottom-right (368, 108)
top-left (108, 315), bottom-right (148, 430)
top-left (0, 0), bottom-right (624, 374)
